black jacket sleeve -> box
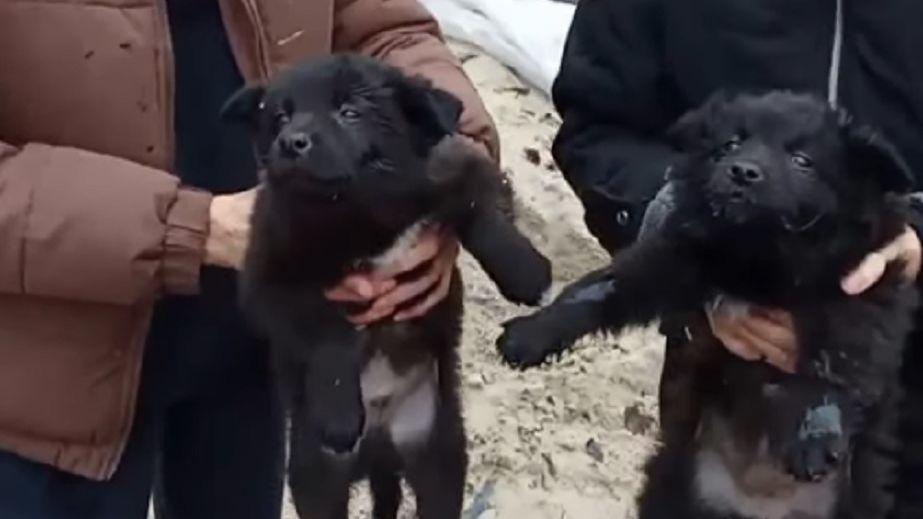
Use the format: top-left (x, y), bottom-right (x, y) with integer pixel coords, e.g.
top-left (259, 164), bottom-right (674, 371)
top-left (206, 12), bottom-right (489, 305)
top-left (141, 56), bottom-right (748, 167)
top-left (552, 0), bottom-right (683, 254)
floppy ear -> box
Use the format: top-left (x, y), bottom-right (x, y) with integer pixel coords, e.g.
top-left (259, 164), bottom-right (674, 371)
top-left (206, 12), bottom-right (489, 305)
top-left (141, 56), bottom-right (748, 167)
top-left (666, 90), bottom-right (732, 152)
top-left (395, 77), bottom-right (463, 150)
top-left (840, 111), bottom-right (915, 194)
top-left (220, 84), bottom-right (266, 126)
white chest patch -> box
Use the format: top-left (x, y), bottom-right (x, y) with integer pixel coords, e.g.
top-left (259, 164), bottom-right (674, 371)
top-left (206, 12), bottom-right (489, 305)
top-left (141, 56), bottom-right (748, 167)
top-left (360, 352), bottom-right (438, 449)
top-left (369, 220), bottom-right (430, 269)
top-left (694, 449), bottom-right (839, 519)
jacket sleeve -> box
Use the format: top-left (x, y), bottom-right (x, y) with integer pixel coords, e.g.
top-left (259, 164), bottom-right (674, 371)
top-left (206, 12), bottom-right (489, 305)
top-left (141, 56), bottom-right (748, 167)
top-left (332, 0), bottom-right (499, 161)
top-left (0, 141), bottom-right (211, 306)
top-left (551, 0), bottom-right (683, 254)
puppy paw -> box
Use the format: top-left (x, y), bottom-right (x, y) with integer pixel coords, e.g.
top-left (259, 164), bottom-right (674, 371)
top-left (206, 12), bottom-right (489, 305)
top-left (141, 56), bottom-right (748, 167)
top-left (496, 314), bottom-right (563, 369)
top-left (786, 433), bottom-right (847, 482)
top-left (496, 254), bottom-right (552, 307)
top-left (314, 407), bottom-right (365, 454)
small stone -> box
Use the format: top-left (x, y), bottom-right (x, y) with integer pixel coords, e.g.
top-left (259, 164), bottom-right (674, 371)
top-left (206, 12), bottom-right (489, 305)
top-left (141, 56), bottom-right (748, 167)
top-left (623, 403), bottom-right (656, 436)
top-left (585, 438), bottom-right (604, 463)
top-left (541, 452), bottom-right (557, 478)
top-left (524, 147), bottom-right (541, 165)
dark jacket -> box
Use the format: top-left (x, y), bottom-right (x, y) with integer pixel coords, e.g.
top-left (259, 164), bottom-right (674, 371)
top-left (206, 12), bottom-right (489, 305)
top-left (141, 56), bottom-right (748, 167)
top-left (552, 0), bottom-right (923, 254)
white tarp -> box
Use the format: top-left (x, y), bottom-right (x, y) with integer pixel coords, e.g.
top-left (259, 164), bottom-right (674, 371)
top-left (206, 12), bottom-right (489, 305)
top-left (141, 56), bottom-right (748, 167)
top-left (420, 0), bottom-right (576, 97)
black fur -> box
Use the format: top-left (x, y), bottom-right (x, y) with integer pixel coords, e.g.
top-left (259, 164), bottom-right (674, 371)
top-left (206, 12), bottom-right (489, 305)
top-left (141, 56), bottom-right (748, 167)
top-left (497, 92), bottom-right (918, 519)
top-left (223, 55), bottom-right (551, 518)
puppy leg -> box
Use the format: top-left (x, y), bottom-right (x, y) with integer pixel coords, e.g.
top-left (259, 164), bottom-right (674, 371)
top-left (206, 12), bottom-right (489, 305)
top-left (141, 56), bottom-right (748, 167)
top-left (845, 387), bottom-right (902, 519)
top-left (404, 406), bottom-right (467, 519)
top-left (498, 237), bottom-right (702, 368)
top-left (244, 285), bottom-right (367, 453)
top-left (459, 207), bottom-right (552, 306)
top-left (288, 404), bottom-right (352, 519)
top-left (636, 444), bottom-right (709, 519)
top-left (368, 467), bottom-right (402, 519)
top-left (304, 339), bottom-right (366, 454)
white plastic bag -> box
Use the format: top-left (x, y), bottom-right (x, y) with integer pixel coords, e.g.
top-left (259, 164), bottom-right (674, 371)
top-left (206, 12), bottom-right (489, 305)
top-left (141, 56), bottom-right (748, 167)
top-left (420, 0), bottom-right (575, 97)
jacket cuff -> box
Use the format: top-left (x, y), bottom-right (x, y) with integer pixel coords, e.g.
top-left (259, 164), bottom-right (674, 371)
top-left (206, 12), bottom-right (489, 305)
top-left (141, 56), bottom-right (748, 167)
top-left (163, 188), bottom-right (212, 295)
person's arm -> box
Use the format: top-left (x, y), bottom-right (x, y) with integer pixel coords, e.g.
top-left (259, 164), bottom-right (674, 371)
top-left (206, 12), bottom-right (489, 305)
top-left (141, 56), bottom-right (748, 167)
top-left (0, 140), bottom-right (212, 305)
top-left (333, 0), bottom-right (498, 160)
top-left (552, 0), bottom-right (682, 254)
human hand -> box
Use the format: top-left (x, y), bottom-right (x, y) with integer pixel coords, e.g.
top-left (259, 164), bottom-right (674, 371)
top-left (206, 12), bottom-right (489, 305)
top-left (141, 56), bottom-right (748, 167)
top-left (708, 226), bottom-right (922, 372)
top-left (841, 225), bottom-right (921, 294)
top-left (325, 225), bottom-right (460, 326)
top-left (707, 298), bottom-right (798, 373)
top-left (204, 187), bottom-right (258, 269)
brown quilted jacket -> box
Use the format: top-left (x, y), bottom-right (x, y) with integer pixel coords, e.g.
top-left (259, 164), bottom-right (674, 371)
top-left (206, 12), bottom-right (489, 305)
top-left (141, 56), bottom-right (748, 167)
top-left (0, 0), bottom-right (497, 480)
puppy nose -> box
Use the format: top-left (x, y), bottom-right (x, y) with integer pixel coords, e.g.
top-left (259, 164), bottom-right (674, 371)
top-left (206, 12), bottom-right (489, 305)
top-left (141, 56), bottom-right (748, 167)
top-left (279, 132), bottom-right (312, 157)
top-left (727, 161), bottom-right (764, 185)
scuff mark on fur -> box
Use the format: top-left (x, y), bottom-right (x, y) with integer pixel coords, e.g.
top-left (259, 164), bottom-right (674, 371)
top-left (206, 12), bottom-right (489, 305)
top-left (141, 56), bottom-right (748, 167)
top-left (799, 400), bottom-right (843, 440)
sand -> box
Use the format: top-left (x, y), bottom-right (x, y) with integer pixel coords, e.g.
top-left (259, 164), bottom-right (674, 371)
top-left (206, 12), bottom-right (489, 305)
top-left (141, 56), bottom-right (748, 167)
top-left (277, 41), bottom-right (666, 519)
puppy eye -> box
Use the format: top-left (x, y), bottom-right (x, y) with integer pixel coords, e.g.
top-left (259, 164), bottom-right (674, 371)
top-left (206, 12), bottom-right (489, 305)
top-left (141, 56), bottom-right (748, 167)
top-left (721, 136), bottom-right (742, 153)
top-left (274, 110), bottom-right (290, 129)
top-left (791, 152), bottom-right (814, 169)
top-left (339, 106), bottom-right (361, 120)
top-left (712, 136), bottom-right (742, 160)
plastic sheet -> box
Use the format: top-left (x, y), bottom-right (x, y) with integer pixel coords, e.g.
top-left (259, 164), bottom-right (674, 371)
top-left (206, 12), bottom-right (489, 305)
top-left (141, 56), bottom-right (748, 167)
top-left (420, 0), bottom-right (575, 97)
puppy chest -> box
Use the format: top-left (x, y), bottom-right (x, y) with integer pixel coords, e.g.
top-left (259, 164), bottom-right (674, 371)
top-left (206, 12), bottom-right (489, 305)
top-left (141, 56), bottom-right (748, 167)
top-left (360, 352), bottom-right (438, 449)
top-left (364, 219), bottom-right (433, 270)
top-left (694, 449), bottom-right (838, 519)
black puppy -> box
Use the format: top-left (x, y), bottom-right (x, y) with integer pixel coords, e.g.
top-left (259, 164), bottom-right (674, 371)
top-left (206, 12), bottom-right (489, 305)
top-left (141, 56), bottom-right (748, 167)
top-left (497, 92), bottom-right (918, 519)
top-left (222, 55), bottom-right (551, 519)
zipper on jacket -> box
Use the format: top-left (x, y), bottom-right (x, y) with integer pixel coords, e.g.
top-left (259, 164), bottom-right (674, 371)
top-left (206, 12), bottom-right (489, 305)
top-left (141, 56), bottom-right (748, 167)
top-left (827, 0), bottom-right (844, 108)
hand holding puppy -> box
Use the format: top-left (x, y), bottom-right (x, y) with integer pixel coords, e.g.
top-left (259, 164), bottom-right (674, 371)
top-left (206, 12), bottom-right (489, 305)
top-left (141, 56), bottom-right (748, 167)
top-left (204, 187), bottom-right (259, 269)
top-left (710, 225), bottom-right (922, 372)
top-left (325, 224), bottom-right (460, 325)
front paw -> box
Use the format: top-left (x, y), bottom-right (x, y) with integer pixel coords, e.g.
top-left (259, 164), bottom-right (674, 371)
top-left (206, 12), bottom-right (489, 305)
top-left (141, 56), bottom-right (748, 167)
top-left (314, 406), bottom-right (365, 454)
top-left (498, 254), bottom-right (552, 306)
top-left (786, 433), bottom-right (847, 482)
top-left (319, 413), bottom-right (365, 454)
top-left (496, 314), bottom-right (563, 369)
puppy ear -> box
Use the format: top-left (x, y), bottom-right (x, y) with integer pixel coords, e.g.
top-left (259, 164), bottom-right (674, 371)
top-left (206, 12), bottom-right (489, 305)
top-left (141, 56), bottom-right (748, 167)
top-left (666, 91), bottom-right (731, 151)
top-left (220, 84), bottom-right (266, 125)
top-left (840, 111), bottom-right (914, 194)
top-left (396, 77), bottom-right (463, 149)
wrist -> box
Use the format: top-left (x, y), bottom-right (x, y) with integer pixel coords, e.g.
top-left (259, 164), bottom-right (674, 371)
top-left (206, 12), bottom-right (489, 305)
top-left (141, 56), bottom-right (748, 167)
top-left (204, 194), bottom-right (243, 269)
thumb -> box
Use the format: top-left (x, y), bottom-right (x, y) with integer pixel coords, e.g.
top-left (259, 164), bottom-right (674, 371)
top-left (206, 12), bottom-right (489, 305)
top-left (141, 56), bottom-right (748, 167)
top-left (342, 275), bottom-right (376, 299)
top-left (842, 251), bottom-right (887, 295)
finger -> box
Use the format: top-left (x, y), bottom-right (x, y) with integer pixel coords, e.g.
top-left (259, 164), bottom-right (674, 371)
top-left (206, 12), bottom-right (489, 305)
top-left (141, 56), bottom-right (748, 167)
top-left (736, 318), bottom-right (797, 373)
top-left (710, 310), bottom-right (763, 361)
top-left (750, 307), bottom-right (792, 327)
top-left (395, 266), bottom-right (453, 321)
top-left (740, 312), bottom-right (798, 356)
top-left (842, 251), bottom-right (887, 295)
top-left (391, 238), bottom-right (457, 321)
top-left (369, 262), bottom-right (443, 313)
top-left (347, 303), bottom-right (396, 327)
top-left (325, 275), bottom-right (395, 303)
top-left (897, 227), bottom-right (922, 279)
top-left (714, 330), bottom-right (764, 362)
top-left (707, 302), bottom-right (754, 361)
top-left (370, 226), bottom-right (443, 280)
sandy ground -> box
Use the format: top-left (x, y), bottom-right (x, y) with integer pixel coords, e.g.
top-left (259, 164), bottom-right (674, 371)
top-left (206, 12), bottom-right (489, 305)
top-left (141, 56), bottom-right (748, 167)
top-left (277, 41), bottom-right (666, 519)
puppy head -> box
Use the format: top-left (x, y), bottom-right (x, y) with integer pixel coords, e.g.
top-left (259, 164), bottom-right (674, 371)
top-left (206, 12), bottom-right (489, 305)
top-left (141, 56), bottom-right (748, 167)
top-left (221, 55), bottom-right (462, 200)
top-left (667, 91), bottom-right (913, 233)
